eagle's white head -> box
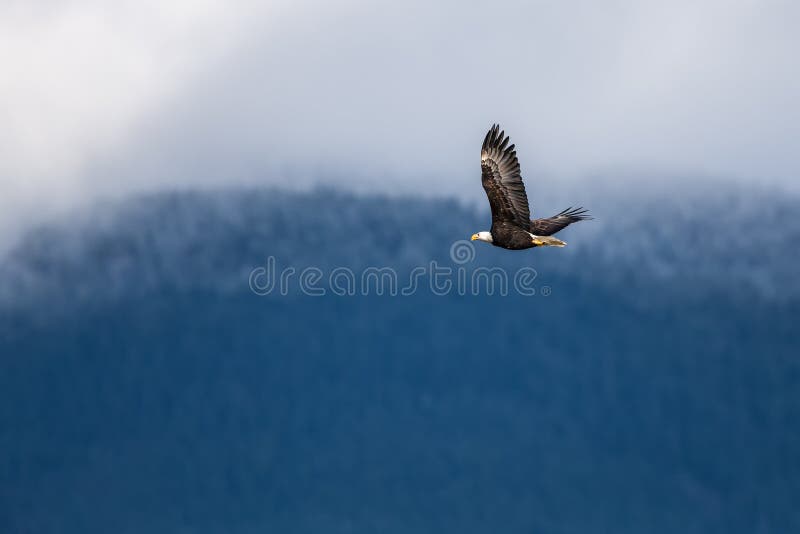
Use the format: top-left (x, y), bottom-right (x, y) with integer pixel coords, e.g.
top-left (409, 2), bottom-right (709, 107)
top-left (471, 231), bottom-right (493, 243)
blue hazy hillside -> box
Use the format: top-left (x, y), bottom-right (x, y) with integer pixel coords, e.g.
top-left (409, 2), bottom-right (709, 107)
top-left (1, 187), bottom-right (799, 533)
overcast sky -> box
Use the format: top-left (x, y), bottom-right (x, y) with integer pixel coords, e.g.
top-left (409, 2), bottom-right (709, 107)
top-left (1, 0), bottom-right (798, 243)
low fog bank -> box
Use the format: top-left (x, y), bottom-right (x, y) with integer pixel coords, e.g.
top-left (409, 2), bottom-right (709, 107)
top-left (1, 181), bottom-right (797, 314)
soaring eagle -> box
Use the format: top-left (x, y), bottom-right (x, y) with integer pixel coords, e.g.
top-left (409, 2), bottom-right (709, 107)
top-left (471, 124), bottom-right (591, 249)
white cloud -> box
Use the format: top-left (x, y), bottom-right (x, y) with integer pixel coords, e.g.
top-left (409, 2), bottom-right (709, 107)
top-left (0, 0), bottom-right (269, 244)
top-left (1, 0), bottom-right (798, 248)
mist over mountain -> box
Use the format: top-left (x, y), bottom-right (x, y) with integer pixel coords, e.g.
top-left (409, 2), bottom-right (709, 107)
top-left (1, 186), bottom-right (799, 533)
top-left (2, 184), bottom-right (798, 308)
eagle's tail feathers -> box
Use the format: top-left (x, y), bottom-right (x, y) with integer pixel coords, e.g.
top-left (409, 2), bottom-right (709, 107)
top-left (532, 235), bottom-right (566, 247)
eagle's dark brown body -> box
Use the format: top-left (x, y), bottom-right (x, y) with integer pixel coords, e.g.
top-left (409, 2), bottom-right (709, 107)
top-left (476, 124), bottom-right (591, 250)
top-left (490, 221), bottom-right (537, 250)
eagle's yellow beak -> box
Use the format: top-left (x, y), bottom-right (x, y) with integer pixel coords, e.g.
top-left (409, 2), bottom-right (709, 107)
top-left (471, 233), bottom-right (479, 241)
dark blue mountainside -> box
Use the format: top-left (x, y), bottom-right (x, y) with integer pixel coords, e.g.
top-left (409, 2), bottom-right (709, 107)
top-left (1, 188), bottom-right (799, 533)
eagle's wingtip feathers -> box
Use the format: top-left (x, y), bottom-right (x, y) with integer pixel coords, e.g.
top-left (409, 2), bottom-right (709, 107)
top-left (557, 206), bottom-right (593, 221)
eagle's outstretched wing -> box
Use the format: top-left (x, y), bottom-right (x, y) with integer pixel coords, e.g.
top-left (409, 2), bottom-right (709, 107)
top-left (481, 124), bottom-right (530, 229)
top-left (530, 207), bottom-right (592, 236)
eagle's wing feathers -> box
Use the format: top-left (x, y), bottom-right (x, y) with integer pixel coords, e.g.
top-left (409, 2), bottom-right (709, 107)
top-left (530, 207), bottom-right (592, 236)
top-left (480, 124), bottom-right (531, 229)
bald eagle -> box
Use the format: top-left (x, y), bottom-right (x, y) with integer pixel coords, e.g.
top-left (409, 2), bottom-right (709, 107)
top-left (471, 124), bottom-right (591, 250)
